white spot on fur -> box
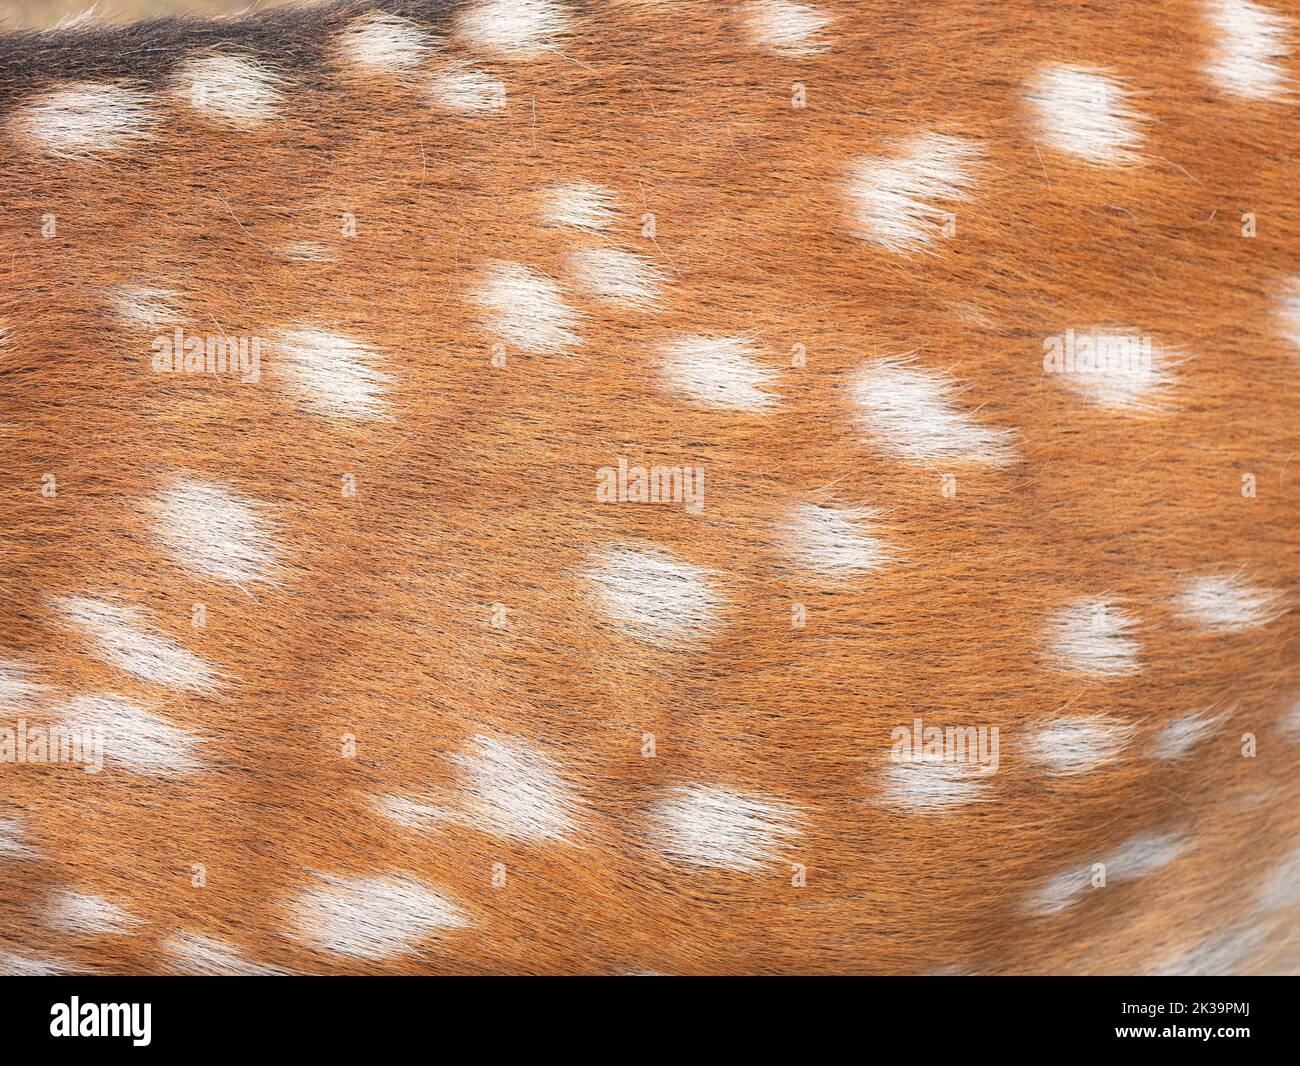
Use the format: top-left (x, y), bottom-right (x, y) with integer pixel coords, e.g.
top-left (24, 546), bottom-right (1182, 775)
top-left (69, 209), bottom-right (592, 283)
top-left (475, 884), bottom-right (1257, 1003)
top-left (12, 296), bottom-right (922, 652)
top-left (47, 890), bottom-right (142, 936)
top-left (1151, 708), bottom-right (1225, 760)
top-left (568, 248), bottom-right (664, 308)
top-left (53, 694), bottom-right (202, 776)
top-left (428, 63), bottom-right (508, 112)
top-left (541, 181), bottom-right (617, 230)
top-left (55, 595), bottom-right (219, 694)
top-left (275, 241), bottom-right (337, 263)
top-left (275, 328), bottom-right (393, 421)
top-left (1025, 64), bottom-right (1146, 165)
top-left (447, 735), bottom-right (579, 843)
top-left (0, 950), bottom-right (68, 976)
top-left (1259, 842), bottom-right (1300, 911)
top-left (741, 1), bottom-right (832, 57)
top-left (847, 133), bottom-right (981, 252)
top-left (782, 502), bottom-right (890, 576)
top-left (848, 359), bottom-right (1015, 465)
top-left (289, 873), bottom-right (469, 960)
top-left (109, 285), bottom-right (183, 330)
top-left (1050, 329), bottom-right (1181, 414)
top-left (1280, 277), bottom-right (1300, 352)
top-left (384, 734), bottom-right (578, 847)
top-left (1026, 831), bottom-right (1187, 915)
top-left (0, 813), bottom-right (36, 859)
top-left (1151, 925), bottom-right (1266, 976)
top-left (1279, 695), bottom-right (1300, 740)
top-left (163, 932), bottom-right (285, 975)
top-left (649, 784), bottom-right (802, 871)
top-left (1026, 715), bottom-right (1136, 776)
top-left (0, 659), bottom-right (45, 708)
top-left (1044, 598), bottom-right (1141, 677)
top-left (585, 543), bottom-right (727, 643)
top-left (150, 477), bottom-right (279, 586)
top-left (1203, 0), bottom-right (1293, 100)
top-left (336, 12), bottom-right (434, 71)
top-left (375, 794), bottom-right (453, 832)
top-left (456, 0), bottom-right (571, 58)
top-left (659, 336), bottom-right (779, 411)
top-left (11, 83), bottom-right (158, 159)
top-left (471, 262), bottom-right (582, 354)
top-left (880, 754), bottom-right (990, 812)
top-left (175, 54), bottom-right (283, 127)
top-left (1173, 573), bottom-right (1284, 632)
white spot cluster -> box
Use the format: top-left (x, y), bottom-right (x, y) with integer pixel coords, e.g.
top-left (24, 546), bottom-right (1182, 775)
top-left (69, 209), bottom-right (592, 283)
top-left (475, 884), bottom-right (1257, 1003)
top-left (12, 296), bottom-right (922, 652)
top-left (1203, 0), bottom-right (1293, 100)
top-left (1043, 598), bottom-right (1141, 677)
top-left (275, 328), bottom-right (394, 421)
top-left (541, 181), bottom-right (618, 230)
top-left (782, 502), bottom-right (890, 577)
top-left (1172, 574), bottom-right (1283, 632)
top-left (174, 54), bottom-right (283, 127)
top-left (658, 336), bottom-right (780, 412)
top-left (455, 0), bottom-right (571, 58)
top-left (648, 784), bottom-right (802, 871)
top-left (1025, 715), bottom-right (1136, 776)
top-left (1025, 831), bottom-right (1187, 915)
top-left (740, 0), bottom-right (832, 57)
top-left (848, 359), bottom-right (1015, 465)
top-left (163, 932), bottom-right (285, 975)
top-left (428, 63), bottom-right (508, 113)
top-left (471, 262), bottom-right (582, 354)
top-left (54, 595), bottom-right (219, 694)
top-left (53, 693), bottom-right (203, 776)
top-left (880, 754), bottom-right (991, 812)
top-left (847, 133), bottom-right (981, 253)
top-left (584, 543), bottom-right (727, 643)
top-left (150, 477), bottom-right (279, 586)
top-left (336, 12), bottom-right (434, 72)
top-left (46, 890), bottom-right (142, 936)
top-left (1025, 64), bottom-right (1146, 165)
top-left (289, 873), bottom-right (469, 960)
top-left (11, 83), bottom-right (158, 160)
top-left (568, 248), bottom-right (664, 309)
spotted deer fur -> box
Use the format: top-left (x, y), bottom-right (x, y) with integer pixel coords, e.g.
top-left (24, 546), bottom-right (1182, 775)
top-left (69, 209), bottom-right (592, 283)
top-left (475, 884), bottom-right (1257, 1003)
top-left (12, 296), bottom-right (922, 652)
top-left (1, 0), bottom-right (1299, 976)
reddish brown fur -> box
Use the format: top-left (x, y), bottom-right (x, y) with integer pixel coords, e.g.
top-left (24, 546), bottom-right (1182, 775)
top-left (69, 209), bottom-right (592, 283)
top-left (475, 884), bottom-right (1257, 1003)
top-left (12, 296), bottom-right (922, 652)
top-left (0, 0), bottom-right (1298, 974)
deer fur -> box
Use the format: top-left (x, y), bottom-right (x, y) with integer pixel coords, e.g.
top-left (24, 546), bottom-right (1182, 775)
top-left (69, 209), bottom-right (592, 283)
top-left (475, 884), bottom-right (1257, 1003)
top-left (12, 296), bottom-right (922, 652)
top-left (0, 0), bottom-right (1298, 975)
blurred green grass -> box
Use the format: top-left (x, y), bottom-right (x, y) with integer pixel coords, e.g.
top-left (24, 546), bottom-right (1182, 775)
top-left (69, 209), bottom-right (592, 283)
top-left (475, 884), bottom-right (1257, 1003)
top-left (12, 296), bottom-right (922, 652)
top-left (5, 0), bottom-right (298, 30)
